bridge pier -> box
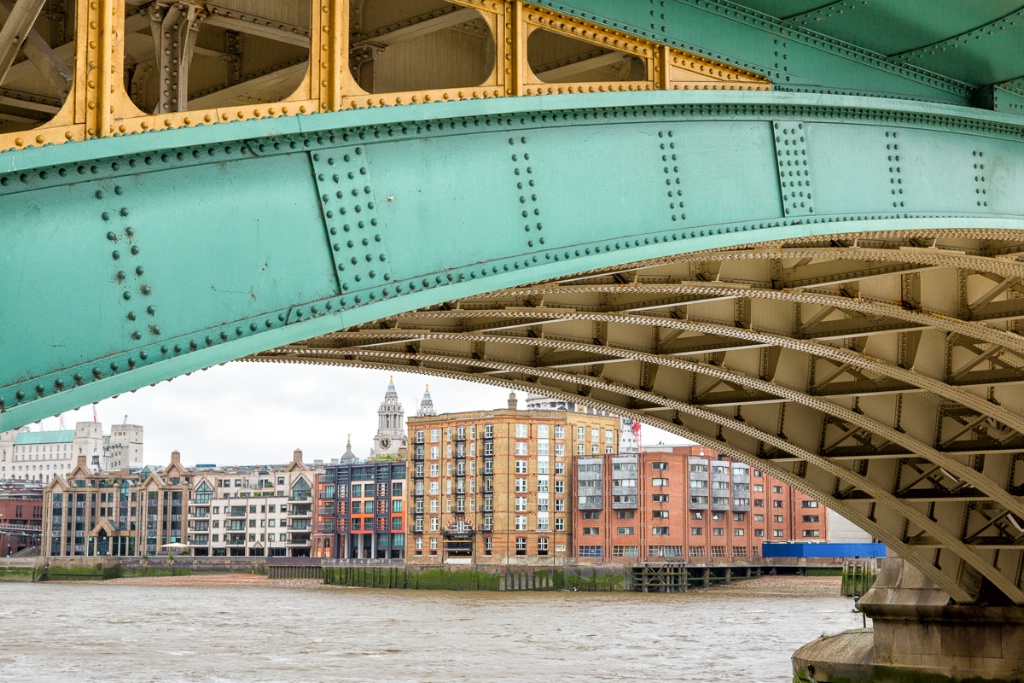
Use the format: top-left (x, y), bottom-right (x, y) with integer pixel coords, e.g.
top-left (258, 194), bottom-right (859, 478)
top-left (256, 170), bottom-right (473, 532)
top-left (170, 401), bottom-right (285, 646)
top-left (793, 559), bottom-right (1024, 682)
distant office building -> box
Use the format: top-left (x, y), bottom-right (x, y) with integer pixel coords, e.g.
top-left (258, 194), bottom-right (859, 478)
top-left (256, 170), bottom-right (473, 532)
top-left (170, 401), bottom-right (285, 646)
top-left (0, 421), bottom-right (144, 483)
top-left (407, 393), bottom-right (621, 564)
top-left (311, 435), bottom-right (407, 560)
top-left (826, 508), bottom-right (874, 544)
top-left (574, 445), bottom-right (828, 563)
top-left (187, 449), bottom-right (317, 558)
top-left (0, 480), bottom-right (43, 556)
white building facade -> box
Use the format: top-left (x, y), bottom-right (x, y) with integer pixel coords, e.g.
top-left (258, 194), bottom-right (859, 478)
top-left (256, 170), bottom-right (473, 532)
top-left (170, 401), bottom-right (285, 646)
top-left (0, 421), bottom-right (143, 483)
top-left (186, 450), bottom-right (319, 557)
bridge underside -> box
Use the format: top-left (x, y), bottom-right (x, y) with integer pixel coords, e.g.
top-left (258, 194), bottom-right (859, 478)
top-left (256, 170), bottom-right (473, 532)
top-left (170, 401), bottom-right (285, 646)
top-left (253, 229), bottom-right (1024, 605)
top-left (4, 0), bottom-right (1024, 605)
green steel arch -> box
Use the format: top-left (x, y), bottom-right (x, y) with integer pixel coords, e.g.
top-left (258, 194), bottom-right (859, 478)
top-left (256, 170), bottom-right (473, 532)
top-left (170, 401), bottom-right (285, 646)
top-left (4, 89), bottom-right (1024, 429)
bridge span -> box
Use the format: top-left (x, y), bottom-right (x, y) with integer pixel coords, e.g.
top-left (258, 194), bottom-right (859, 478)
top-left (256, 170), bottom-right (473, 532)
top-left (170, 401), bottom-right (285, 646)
top-left (3, 0), bottom-right (1024, 660)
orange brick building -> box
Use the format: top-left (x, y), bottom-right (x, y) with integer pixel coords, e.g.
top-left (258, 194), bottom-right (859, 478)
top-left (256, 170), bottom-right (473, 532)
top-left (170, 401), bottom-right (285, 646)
top-left (406, 394), bottom-right (620, 564)
top-left (573, 445), bottom-right (828, 563)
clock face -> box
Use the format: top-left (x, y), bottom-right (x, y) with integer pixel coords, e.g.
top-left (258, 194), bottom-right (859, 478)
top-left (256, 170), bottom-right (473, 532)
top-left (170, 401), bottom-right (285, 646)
top-left (380, 437), bottom-right (391, 450)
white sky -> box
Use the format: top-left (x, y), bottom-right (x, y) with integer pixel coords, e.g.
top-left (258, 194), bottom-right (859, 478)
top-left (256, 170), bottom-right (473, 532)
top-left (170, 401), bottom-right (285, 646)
top-left (32, 363), bottom-right (686, 467)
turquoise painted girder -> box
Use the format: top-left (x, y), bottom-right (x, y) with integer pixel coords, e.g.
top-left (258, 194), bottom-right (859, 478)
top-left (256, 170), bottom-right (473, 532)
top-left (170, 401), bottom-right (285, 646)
top-left (540, 0), bottom-right (1024, 108)
top-left (4, 89), bottom-right (1024, 431)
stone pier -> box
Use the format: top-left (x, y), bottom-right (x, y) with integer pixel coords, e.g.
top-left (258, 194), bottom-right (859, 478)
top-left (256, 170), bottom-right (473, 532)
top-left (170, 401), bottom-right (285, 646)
top-left (792, 559), bottom-right (1024, 682)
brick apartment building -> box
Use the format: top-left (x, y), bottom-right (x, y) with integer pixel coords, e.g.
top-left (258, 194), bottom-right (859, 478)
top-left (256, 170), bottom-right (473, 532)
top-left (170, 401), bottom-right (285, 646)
top-left (573, 445), bottom-right (828, 563)
top-left (406, 392), bottom-right (621, 564)
top-left (0, 480), bottom-right (43, 556)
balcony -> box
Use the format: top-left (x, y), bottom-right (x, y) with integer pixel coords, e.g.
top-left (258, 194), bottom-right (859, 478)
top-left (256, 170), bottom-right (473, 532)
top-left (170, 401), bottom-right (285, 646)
top-left (288, 506), bottom-right (312, 519)
top-left (226, 508), bottom-right (247, 518)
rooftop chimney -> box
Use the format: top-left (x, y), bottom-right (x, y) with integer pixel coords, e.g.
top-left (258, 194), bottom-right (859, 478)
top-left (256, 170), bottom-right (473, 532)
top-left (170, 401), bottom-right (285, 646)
top-left (170, 450), bottom-right (180, 465)
top-left (293, 448), bottom-right (303, 464)
top-left (508, 392), bottom-right (518, 411)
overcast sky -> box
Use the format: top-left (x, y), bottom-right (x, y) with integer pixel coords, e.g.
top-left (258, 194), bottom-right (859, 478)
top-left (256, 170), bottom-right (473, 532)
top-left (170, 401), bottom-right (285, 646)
top-left (32, 363), bottom-right (686, 468)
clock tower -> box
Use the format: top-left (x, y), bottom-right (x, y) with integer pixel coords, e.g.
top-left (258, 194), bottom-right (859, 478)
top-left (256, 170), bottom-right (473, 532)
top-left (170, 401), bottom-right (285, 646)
top-left (371, 376), bottom-right (407, 458)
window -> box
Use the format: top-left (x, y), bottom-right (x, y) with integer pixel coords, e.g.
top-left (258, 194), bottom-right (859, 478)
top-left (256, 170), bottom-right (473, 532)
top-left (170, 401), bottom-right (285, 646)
top-left (430, 464), bottom-right (439, 477)
top-left (652, 462), bottom-right (668, 470)
top-left (485, 424), bottom-right (494, 438)
top-left (515, 479), bottom-right (527, 493)
top-left (555, 499), bottom-right (564, 512)
top-left (352, 501), bottom-right (362, 514)
top-left (754, 529), bottom-right (764, 537)
top-left (515, 460), bottom-right (527, 474)
top-left (515, 442), bottom-right (528, 456)
top-left (582, 510), bottom-right (601, 520)
top-left (616, 510), bottom-right (634, 519)
top-left (429, 482), bottom-right (439, 495)
top-left (774, 515), bottom-right (783, 523)
top-left (583, 527), bottom-right (600, 535)
top-left (802, 515), bottom-right (819, 523)
top-left (392, 500), bottom-right (403, 513)
top-left (651, 527), bottom-right (670, 535)
top-left (803, 529), bottom-right (820, 537)
top-left (773, 500), bottom-right (783, 508)
top-left (554, 426), bottom-right (564, 439)
top-left (430, 499), bottom-right (438, 513)
top-left (430, 538), bottom-right (438, 550)
top-left (392, 517), bottom-right (402, 531)
top-left (651, 478), bottom-right (668, 487)
top-left (712, 528), bottom-right (724, 536)
top-left (578, 545), bottom-right (602, 557)
top-left (652, 494), bottom-right (669, 503)
top-left (753, 484), bottom-right (764, 492)
top-left (431, 446), bottom-right (439, 459)
top-left (430, 429), bottom-right (440, 443)
top-left (516, 424), bottom-right (528, 438)
top-left (516, 497), bottom-right (527, 512)
top-left (734, 529), bottom-right (744, 536)
top-left (754, 499), bottom-right (764, 507)
top-left (555, 443), bottom-right (565, 457)
top-left (689, 546), bottom-right (706, 558)
top-left (652, 510), bottom-right (669, 519)
top-left (605, 430), bottom-right (614, 445)
top-left (577, 426), bottom-right (585, 441)
top-left (430, 517), bottom-right (439, 531)
top-left (538, 537), bottom-right (549, 555)
top-left (555, 462), bottom-right (565, 476)
top-left (515, 516), bottom-right (527, 531)
top-left (754, 514), bottom-right (764, 522)
top-left (773, 485), bottom-right (784, 494)
top-left (691, 527), bottom-right (702, 535)
top-left (555, 517), bottom-right (565, 531)
top-left (616, 527), bottom-right (635, 535)
top-left (802, 500), bottom-right (819, 508)
top-left (691, 511), bottom-right (702, 520)
top-left (733, 513), bottom-right (745, 522)
top-left (773, 529), bottom-right (784, 537)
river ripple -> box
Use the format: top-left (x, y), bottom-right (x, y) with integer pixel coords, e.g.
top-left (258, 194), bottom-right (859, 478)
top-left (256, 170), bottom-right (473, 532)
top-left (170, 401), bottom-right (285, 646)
top-left (0, 577), bottom-right (863, 682)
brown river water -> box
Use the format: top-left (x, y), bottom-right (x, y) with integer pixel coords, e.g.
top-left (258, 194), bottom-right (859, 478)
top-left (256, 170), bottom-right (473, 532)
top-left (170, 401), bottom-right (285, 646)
top-left (0, 575), bottom-right (862, 682)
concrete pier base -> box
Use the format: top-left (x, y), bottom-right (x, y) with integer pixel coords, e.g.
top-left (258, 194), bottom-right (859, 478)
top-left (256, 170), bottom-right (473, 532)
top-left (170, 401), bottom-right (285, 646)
top-left (793, 559), bottom-right (1024, 682)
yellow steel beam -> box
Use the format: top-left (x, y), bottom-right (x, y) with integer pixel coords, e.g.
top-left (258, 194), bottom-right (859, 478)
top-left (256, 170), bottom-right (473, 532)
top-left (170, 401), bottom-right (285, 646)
top-left (0, 0), bottom-right (769, 152)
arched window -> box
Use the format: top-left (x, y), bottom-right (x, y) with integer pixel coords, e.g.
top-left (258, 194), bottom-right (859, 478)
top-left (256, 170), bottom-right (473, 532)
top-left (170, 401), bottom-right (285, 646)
top-left (195, 481), bottom-right (213, 504)
top-left (291, 477), bottom-right (311, 500)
